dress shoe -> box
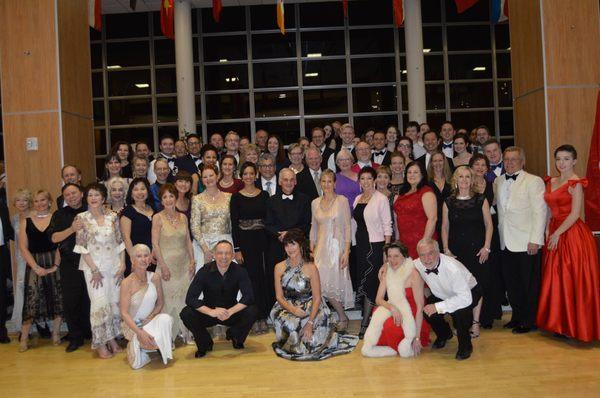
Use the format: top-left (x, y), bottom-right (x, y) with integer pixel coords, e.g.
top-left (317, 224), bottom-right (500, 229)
top-left (65, 340), bottom-right (83, 353)
top-left (432, 335), bottom-right (452, 349)
top-left (512, 326), bottom-right (531, 334)
top-left (455, 349), bottom-right (472, 360)
top-left (194, 350), bottom-right (207, 358)
top-left (0, 330), bottom-right (10, 344)
top-left (503, 320), bottom-right (519, 329)
top-left (225, 329), bottom-right (244, 349)
top-left (481, 322), bottom-right (493, 329)
top-left (358, 325), bottom-right (368, 340)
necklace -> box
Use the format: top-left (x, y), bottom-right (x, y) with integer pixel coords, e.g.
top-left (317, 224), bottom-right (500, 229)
top-left (205, 190), bottom-right (219, 201)
top-left (35, 212), bottom-right (50, 218)
top-left (319, 194), bottom-right (337, 212)
top-left (164, 211), bottom-right (180, 227)
top-left (456, 195), bottom-right (471, 200)
top-left (133, 271), bottom-right (147, 284)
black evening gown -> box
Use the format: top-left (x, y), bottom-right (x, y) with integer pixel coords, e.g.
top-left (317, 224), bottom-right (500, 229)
top-left (430, 181), bottom-right (452, 242)
top-left (120, 205), bottom-right (154, 275)
top-left (353, 203), bottom-right (384, 305)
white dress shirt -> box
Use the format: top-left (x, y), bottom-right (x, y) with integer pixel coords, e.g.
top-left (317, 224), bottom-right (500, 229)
top-left (414, 253), bottom-right (477, 314)
top-left (261, 176), bottom-right (277, 196)
top-left (147, 153), bottom-right (176, 184)
top-left (441, 141), bottom-right (454, 159)
top-left (372, 148), bottom-right (387, 165)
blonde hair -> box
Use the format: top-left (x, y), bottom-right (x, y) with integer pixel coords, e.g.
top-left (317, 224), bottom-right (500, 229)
top-left (34, 190), bottom-right (53, 209)
top-left (504, 146), bottom-right (526, 162)
top-left (377, 165), bottom-right (392, 179)
top-left (13, 189), bottom-right (33, 209)
top-left (320, 168), bottom-right (336, 182)
top-left (450, 165), bottom-right (476, 197)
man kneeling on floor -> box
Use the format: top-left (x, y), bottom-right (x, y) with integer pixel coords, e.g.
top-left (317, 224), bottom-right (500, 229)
top-left (180, 240), bottom-right (257, 358)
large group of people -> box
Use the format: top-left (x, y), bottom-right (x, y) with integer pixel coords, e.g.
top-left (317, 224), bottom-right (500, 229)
top-left (0, 120), bottom-right (598, 369)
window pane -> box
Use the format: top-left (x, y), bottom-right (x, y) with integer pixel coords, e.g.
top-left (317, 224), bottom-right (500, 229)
top-left (351, 57), bottom-right (395, 84)
top-left (108, 69), bottom-right (151, 96)
top-left (204, 35), bottom-right (247, 62)
top-left (91, 44), bottom-right (102, 69)
top-left (205, 64), bottom-right (248, 90)
top-left (206, 93), bottom-right (250, 119)
top-left (154, 39), bottom-right (175, 65)
top-left (353, 86), bottom-right (396, 113)
top-left (426, 84), bottom-right (446, 110)
top-left (423, 26), bottom-right (443, 52)
top-left (301, 30), bottom-right (345, 57)
top-left (422, 1), bottom-right (442, 22)
top-left (202, 6), bottom-right (245, 33)
top-left (106, 13), bottom-right (148, 39)
top-left (252, 33), bottom-right (296, 59)
top-left (448, 53), bottom-right (492, 79)
top-left (251, 5), bottom-right (295, 30)
top-left (106, 41), bottom-right (149, 67)
top-left (450, 82), bottom-right (493, 108)
top-left (255, 91), bottom-right (298, 118)
top-left (302, 60), bottom-right (346, 86)
top-left (447, 26), bottom-right (491, 51)
top-left (109, 98), bottom-right (153, 125)
top-left (500, 136), bottom-right (515, 149)
top-left (426, 112), bottom-right (447, 131)
top-left (424, 55), bottom-right (444, 80)
top-left (300, 2), bottom-right (344, 27)
top-left (495, 24), bottom-right (511, 50)
top-left (156, 97), bottom-right (178, 123)
top-left (499, 110), bottom-right (514, 134)
top-left (155, 68), bottom-right (177, 94)
top-left (253, 62), bottom-right (297, 88)
top-left (305, 118), bottom-right (348, 135)
top-left (153, 10), bottom-right (198, 36)
top-left (207, 122), bottom-right (250, 138)
top-left (93, 100), bottom-right (105, 126)
top-left (450, 111), bottom-right (494, 132)
top-left (90, 26), bottom-right (101, 41)
top-left (350, 29), bottom-right (394, 54)
top-left (255, 119), bottom-right (299, 144)
top-left (304, 88), bottom-right (348, 114)
top-left (348, 0), bottom-right (392, 25)
top-left (498, 81), bottom-right (512, 107)
top-left (92, 72), bottom-right (104, 98)
top-left (157, 125), bottom-right (179, 139)
top-left (353, 115), bottom-right (399, 136)
top-left (497, 52), bottom-right (512, 78)
top-left (445, 0), bottom-right (490, 22)
top-left (401, 85), bottom-right (408, 110)
top-left (110, 127), bottom-right (154, 151)
top-left (95, 128), bottom-right (107, 155)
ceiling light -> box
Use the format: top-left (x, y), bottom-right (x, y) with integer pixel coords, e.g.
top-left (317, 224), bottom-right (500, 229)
top-left (473, 66), bottom-right (486, 71)
top-left (401, 69), bottom-right (407, 74)
top-left (225, 78), bottom-right (231, 82)
top-left (219, 59), bottom-right (228, 63)
top-left (278, 93), bottom-right (287, 99)
top-left (307, 53), bottom-right (322, 58)
top-left (371, 105), bottom-right (379, 109)
top-left (507, 46), bottom-right (511, 50)
top-left (422, 48), bottom-right (431, 53)
top-left (134, 83), bottom-right (149, 88)
top-left (107, 65), bottom-right (121, 70)
top-left (305, 72), bottom-right (319, 77)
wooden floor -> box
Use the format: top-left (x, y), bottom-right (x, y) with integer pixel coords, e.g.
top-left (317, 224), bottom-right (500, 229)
top-left (1, 316), bottom-right (599, 398)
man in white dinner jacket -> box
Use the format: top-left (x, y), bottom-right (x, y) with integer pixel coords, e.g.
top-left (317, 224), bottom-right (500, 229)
top-left (494, 146), bottom-right (546, 334)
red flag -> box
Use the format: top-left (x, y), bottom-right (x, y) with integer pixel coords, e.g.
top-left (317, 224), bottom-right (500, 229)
top-left (160, 0), bottom-right (174, 39)
top-left (393, 0), bottom-right (404, 27)
top-left (88, 0), bottom-right (102, 31)
top-left (585, 91), bottom-right (600, 231)
top-left (455, 0), bottom-right (479, 13)
top-left (213, 0), bottom-right (222, 22)
top-left (342, 0), bottom-right (348, 18)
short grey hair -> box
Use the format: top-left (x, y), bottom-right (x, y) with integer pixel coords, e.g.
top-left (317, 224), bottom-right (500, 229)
top-left (416, 238), bottom-right (440, 254)
top-left (336, 148), bottom-right (355, 164)
top-left (504, 146), bottom-right (526, 162)
top-left (258, 153), bottom-right (275, 166)
top-left (131, 244), bottom-right (152, 256)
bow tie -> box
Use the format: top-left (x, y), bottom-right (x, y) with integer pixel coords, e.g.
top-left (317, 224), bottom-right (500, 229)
top-left (282, 194), bottom-right (294, 200)
top-left (442, 143), bottom-right (453, 149)
top-left (374, 151), bottom-right (385, 156)
top-left (491, 163), bottom-right (502, 170)
top-left (506, 173), bottom-right (519, 181)
top-left (191, 156), bottom-right (200, 161)
top-left (425, 266), bottom-right (439, 275)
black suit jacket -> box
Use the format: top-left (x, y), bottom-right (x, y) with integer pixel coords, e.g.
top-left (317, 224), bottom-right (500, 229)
top-left (372, 150), bottom-right (392, 166)
top-left (175, 154), bottom-right (201, 174)
top-left (265, 192), bottom-right (312, 239)
top-left (0, 201), bottom-right (14, 244)
top-left (320, 147), bottom-right (334, 171)
top-left (295, 167), bottom-right (321, 202)
top-left (255, 175), bottom-right (280, 197)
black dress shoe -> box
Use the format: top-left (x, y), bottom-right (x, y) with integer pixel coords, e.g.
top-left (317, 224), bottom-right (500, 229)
top-left (455, 349), bottom-right (472, 360)
top-left (65, 340), bottom-right (83, 353)
top-left (225, 329), bottom-right (244, 349)
top-left (512, 326), bottom-right (531, 334)
top-left (194, 350), bottom-right (207, 358)
top-left (432, 335), bottom-right (452, 349)
top-left (481, 322), bottom-right (493, 329)
top-left (503, 320), bottom-right (519, 329)
top-left (0, 334), bottom-right (10, 344)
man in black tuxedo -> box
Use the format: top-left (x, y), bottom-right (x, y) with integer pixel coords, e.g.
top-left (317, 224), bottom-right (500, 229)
top-left (440, 121), bottom-right (456, 159)
top-left (175, 133), bottom-right (203, 174)
top-left (255, 153), bottom-right (279, 197)
top-left (264, 168), bottom-right (312, 307)
top-left (295, 147), bottom-right (322, 201)
top-left (56, 165), bottom-right (82, 209)
top-left (0, 200), bottom-right (14, 343)
top-left (416, 131), bottom-right (454, 172)
top-left (483, 139), bottom-right (505, 182)
top-left (310, 127), bottom-right (334, 171)
top-left (371, 131), bottom-right (391, 166)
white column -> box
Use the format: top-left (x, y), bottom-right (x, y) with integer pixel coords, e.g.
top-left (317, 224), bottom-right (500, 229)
top-left (174, 0), bottom-right (196, 136)
top-left (403, 0), bottom-right (426, 123)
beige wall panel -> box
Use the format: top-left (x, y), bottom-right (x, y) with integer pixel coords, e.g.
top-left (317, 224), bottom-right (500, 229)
top-left (542, 0), bottom-right (600, 86)
top-left (508, 0), bottom-right (544, 98)
top-left (513, 90), bottom-right (547, 176)
top-left (547, 87), bottom-right (599, 177)
top-left (61, 112), bottom-right (95, 185)
top-left (0, 0), bottom-right (58, 113)
top-left (3, 112), bottom-right (63, 205)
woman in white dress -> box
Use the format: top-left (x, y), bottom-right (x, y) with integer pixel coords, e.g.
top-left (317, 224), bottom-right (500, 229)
top-left (10, 189), bottom-right (32, 330)
top-left (309, 169), bottom-right (353, 332)
top-left (120, 244), bottom-right (173, 370)
top-left (74, 183), bottom-right (125, 359)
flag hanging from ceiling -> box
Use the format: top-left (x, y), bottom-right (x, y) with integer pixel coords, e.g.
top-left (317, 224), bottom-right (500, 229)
top-left (393, 0), bottom-right (404, 27)
top-left (88, 0), bottom-right (102, 31)
top-left (454, 0), bottom-right (479, 14)
top-left (342, 0), bottom-right (348, 18)
top-left (585, 91), bottom-right (600, 231)
top-left (213, 0), bottom-right (222, 22)
top-left (161, 0), bottom-right (175, 39)
top-left (277, 0), bottom-right (285, 34)
top-left (492, 0), bottom-right (509, 23)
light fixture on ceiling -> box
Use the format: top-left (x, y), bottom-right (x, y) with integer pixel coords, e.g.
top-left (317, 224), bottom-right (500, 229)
top-left (107, 65), bottom-right (121, 70)
top-left (307, 53), bottom-right (322, 58)
top-left (219, 59), bottom-right (228, 63)
top-left (278, 93), bottom-right (287, 99)
top-left (473, 66), bottom-right (486, 71)
top-left (423, 48), bottom-right (431, 53)
top-left (305, 72), bottom-right (319, 77)
top-left (135, 83), bottom-right (149, 88)
top-left (401, 70), bottom-right (407, 74)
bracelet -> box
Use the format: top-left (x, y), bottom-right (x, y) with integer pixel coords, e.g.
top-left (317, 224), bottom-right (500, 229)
top-left (307, 319), bottom-right (314, 325)
top-left (483, 247), bottom-right (491, 253)
top-left (92, 269), bottom-right (100, 274)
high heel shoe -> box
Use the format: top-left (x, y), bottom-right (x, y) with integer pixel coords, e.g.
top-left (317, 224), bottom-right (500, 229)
top-left (336, 319), bottom-right (349, 334)
top-left (19, 338), bottom-right (29, 353)
top-left (52, 331), bottom-right (62, 346)
top-left (470, 321), bottom-right (480, 338)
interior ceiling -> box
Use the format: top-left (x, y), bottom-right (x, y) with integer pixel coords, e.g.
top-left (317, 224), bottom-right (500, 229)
top-left (102, 0), bottom-right (337, 14)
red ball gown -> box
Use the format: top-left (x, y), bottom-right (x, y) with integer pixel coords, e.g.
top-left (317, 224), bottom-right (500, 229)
top-left (537, 178), bottom-right (600, 342)
top-left (394, 186), bottom-right (437, 259)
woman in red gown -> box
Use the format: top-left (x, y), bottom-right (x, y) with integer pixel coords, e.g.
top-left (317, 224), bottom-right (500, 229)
top-left (537, 145), bottom-right (600, 342)
top-left (393, 161), bottom-right (438, 259)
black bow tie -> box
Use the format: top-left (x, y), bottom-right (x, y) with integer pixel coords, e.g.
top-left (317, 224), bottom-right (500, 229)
top-left (442, 143), bottom-right (453, 149)
top-left (506, 173), bottom-right (519, 181)
top-left (491, 163), bottom-right (502, 170)
top-left (374, 151), bottom-right (385, 156)
top-left (191, 156), bottom-right (200, 161)
top-left (425, 266), bottom-right (439, 275)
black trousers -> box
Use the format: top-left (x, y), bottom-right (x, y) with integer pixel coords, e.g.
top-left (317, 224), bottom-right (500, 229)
top-left (501, 249), bottom-right (541, 328)
top-left (423, 285), bottom-right (482, 353)
top-left (0, 245), bottom-right (9, 336)
top-left (180, 305), bottom-right (257, 352)
top-left (60, 263), bottom-right (91, 342)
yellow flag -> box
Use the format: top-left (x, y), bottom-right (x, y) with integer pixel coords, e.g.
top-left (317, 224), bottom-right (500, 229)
top-left (277, 0), bottom-right (285, 35)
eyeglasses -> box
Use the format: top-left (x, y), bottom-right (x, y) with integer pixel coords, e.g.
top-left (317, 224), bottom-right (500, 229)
top-left (398, 144), bottom-right (412, 149)
top-left (260, 164), bottom-right (275, 168)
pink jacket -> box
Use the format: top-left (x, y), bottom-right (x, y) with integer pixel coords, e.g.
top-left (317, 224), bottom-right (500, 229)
top-left (353, 190), bottom-right (393, 242)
